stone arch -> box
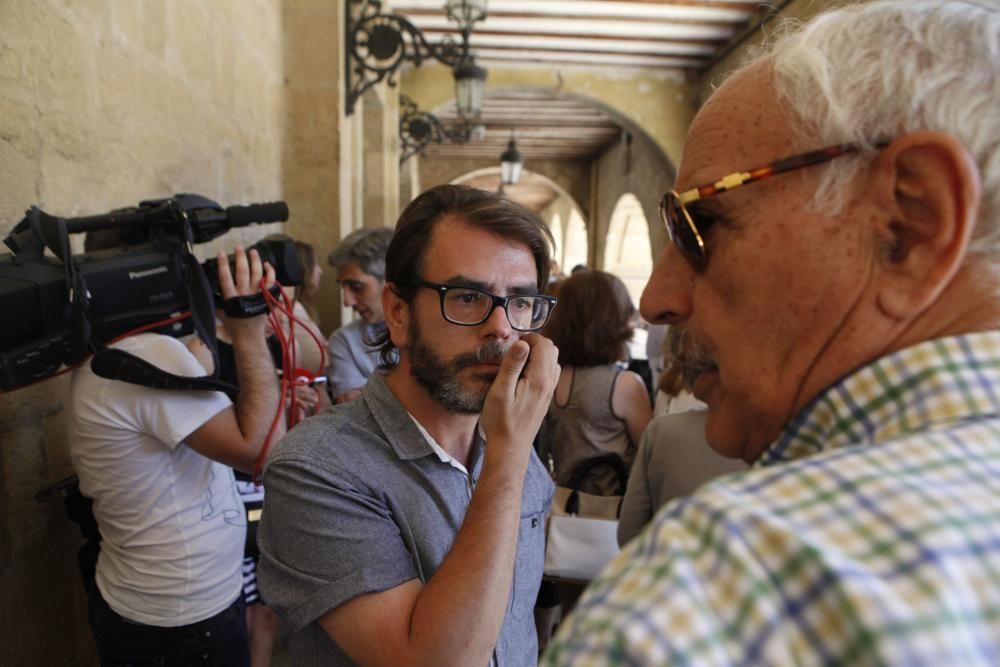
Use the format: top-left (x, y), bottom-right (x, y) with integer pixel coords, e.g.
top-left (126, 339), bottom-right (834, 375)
top-left (402, 64), bottom-right (695, 167)
top-left (603, 192), bottom-right (653, 307)
top-left (412, 80), bottom-right (678, 268)
top-left (429, 85), bottom-right (675, 262)
top-left (451, 166), bottom-right (588, 274)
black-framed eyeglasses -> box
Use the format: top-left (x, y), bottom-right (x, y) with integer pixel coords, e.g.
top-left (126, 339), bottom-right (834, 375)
top-left (659, 143), bottom-right (870, 270)
top-left (416, 280), bottom-right (557, 332)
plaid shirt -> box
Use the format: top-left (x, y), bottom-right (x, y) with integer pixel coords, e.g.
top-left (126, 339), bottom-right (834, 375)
top-left (543, 333), bottom-right (1000, 666)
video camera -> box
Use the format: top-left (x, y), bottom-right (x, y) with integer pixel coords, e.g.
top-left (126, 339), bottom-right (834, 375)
top-left (0, 193), bottom-right (297, 391)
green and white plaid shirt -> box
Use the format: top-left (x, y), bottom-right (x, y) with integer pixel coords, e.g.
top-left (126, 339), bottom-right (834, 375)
top-left (543, 333), bottom-right (1000, 666)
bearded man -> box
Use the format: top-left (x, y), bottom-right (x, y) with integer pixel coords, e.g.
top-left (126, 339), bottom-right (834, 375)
top-left (257, 184), bottom-right (560, 666)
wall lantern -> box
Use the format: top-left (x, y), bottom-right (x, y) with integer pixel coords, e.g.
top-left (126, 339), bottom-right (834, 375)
top-left (345, 0), bottom-right (488, 116)
top-left (500, 135), bottom-right (523, 186)
top-left (453, 58), bottom-right (488, 118)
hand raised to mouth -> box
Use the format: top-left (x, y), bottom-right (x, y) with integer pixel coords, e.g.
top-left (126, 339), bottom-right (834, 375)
top-left (480, 334), bottom-right (560, 460)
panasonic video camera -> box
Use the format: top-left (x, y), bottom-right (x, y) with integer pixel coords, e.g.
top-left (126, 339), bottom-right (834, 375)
top-left (0, 193), bottom-right (298, 391)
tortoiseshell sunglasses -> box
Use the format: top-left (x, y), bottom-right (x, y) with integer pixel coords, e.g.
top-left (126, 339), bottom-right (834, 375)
top-left (659, 144), bottom-right (866, 270)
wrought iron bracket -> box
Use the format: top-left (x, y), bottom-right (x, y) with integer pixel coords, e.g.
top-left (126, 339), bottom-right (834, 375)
top-left (398, 95), bottom-right (477, 164)
top-left (345, 0), bottom-right (475, 115)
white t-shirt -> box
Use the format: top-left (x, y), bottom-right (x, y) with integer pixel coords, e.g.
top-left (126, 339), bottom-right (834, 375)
top-left (68, 333), bottom-right (245, 626)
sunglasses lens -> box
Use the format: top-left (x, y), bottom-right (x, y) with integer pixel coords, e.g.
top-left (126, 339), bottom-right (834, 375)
top-left (662, 193), bottom-right (705, 267)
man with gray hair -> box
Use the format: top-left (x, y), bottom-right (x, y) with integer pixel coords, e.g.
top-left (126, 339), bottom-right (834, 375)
top-left (326, 227), bottom-right (395, 402)
top-left (546, 1), bottom-right (1000, 664)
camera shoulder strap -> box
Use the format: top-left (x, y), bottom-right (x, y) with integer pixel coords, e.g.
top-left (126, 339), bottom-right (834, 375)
top-left (89, 242), bottom-right (237, 394)
top-left (90, 346), bottom-right (238, 394)
top-left (27, 208), bottom-right (95, 366)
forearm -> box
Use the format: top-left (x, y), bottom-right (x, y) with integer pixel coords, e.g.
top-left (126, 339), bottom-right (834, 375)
top-left (406, 447), bottom-right (530, 665)
top-left (231, 325), bottom-right (284, 460)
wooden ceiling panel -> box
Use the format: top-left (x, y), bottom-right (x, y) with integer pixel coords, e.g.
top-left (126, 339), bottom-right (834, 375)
top-left (391, 0), bottom-right (776, 71)
top-left (416, 89), bottom-right (622, 161)
top-left (394, 2), bottom-right (779, 164)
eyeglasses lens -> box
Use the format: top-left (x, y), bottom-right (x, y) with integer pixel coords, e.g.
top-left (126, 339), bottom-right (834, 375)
top-left (663, 193), bottom-right (705, 267)
top-left (442, 288), bottom-right (550, 331)
top-left (443, 288), bottom-right (491, 325)
top-left (508, 296), bottom-right (549, 331)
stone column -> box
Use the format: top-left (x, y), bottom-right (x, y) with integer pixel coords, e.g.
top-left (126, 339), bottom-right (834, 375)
top-left (282, 0), bottom-right (354, 334)
top-left (362, 85), bottom-right (401, 229)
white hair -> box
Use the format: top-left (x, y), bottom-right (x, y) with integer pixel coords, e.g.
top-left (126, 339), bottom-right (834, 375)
top-left (751, 0), bottom-right (1000, 263)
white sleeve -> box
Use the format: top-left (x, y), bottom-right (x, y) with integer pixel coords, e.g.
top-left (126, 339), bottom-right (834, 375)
top-left (110, 335), bottom-right (232, 449)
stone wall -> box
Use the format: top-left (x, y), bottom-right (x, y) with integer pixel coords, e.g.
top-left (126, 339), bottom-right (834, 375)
top-left (281, 0), bottom-right (356, 334)
top-left (0, 1), bottom-right (285, 663)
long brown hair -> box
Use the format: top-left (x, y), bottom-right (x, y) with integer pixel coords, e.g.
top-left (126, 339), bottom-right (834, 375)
top-left (544, 270), bottom-right (634, 367)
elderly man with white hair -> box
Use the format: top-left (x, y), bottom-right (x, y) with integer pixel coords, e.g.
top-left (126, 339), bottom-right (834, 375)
top-left (544, 1), bottom-right (1000, 664)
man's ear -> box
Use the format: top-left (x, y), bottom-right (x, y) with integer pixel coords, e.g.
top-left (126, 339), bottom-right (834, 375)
top-left (382, 282), bottom-right (410, 349)
top-left (871, 131), bottom-right (981, 319)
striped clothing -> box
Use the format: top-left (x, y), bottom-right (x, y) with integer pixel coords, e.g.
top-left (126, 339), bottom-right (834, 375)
top-left (543, 333), bottom-right (1000, 666)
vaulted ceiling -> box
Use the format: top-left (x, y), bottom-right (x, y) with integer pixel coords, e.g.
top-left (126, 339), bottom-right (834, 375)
top-left (422, 89), bottom-right (622, 161)
top-left (392, 0), bottom-right (779, 72)
top-left (389, 1), bottom-right (784, 203)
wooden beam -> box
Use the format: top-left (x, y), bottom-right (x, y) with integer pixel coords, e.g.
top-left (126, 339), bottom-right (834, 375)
top-left (393, 0), bottom-right (760, 20)
top-left (404, 9), bottom-right (748, 28)
top-left (407, 15), bottom-right (736, 40)
top-left (419, 29), bottom-right (723, 52)
top-left (469, 48), bottom-right (703, 68)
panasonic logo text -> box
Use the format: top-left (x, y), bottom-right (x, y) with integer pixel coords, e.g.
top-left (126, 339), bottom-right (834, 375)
top-left (129, 266), bottom-right (170, 280)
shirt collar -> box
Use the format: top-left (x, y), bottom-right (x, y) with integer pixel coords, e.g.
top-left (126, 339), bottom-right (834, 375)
top-left (362, 373), bottom-right (434, 460)
top-left (758, 331), bottom-right (1000, 467)
top-left (408, 414), bottom-right (469, 475)
top-left (361, 372), bottom-right (486, 468)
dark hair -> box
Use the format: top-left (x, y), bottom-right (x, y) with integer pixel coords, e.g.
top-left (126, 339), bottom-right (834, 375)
top-left (374, 184), bottom-right (554, 364)
top-left (327, 227), bottom-right (394, 280)
top-left (293, 240), bottom-right (318, 302)
top-left (544, 270), bottom-right (634, 367)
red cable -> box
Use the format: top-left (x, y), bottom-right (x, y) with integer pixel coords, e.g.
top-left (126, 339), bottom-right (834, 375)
top-left (254, 282), bottom-right (303, 483)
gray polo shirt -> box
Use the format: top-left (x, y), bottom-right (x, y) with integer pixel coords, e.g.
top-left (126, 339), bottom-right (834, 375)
top-left (326, 319), bottom-right (383, 396)
top-left (257, 373), bottom-right (554, 666)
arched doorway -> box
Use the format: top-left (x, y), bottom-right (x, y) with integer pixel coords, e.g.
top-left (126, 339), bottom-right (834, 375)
top-left (603, 193), bottom-right (652, 307)
top-left (450, 167), bottom-right (589, 278)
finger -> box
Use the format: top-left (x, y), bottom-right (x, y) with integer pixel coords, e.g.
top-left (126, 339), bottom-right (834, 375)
top-left (247, 248), bottom-right (264, 289)
top-left (233, 246), bottom-right (250, 295)
top-left (217, 250), bottom-right (237, 300)
top-left (488, 339), bottom-right (530, 401)
top-left (262, 261), bottom-right (276, 290)
top-left (518, 335), bottom-right (559, 384)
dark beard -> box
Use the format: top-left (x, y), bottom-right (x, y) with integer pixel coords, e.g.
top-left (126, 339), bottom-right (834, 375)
top-left (407, 317), bottom-right (509, 415)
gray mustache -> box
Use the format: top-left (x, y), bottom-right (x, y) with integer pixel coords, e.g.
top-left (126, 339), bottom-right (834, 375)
top-left (453, 341), bottom-right (510, 369)
top-left (667, 327), bottom-right (717, 388)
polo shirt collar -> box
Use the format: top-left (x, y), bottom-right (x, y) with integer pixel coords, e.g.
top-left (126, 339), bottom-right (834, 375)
top-left (361, 372), bottom-right (486, 467)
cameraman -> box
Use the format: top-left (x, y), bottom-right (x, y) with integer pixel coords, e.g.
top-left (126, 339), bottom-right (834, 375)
top-left (67, 245), bottom-right (282, 667)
